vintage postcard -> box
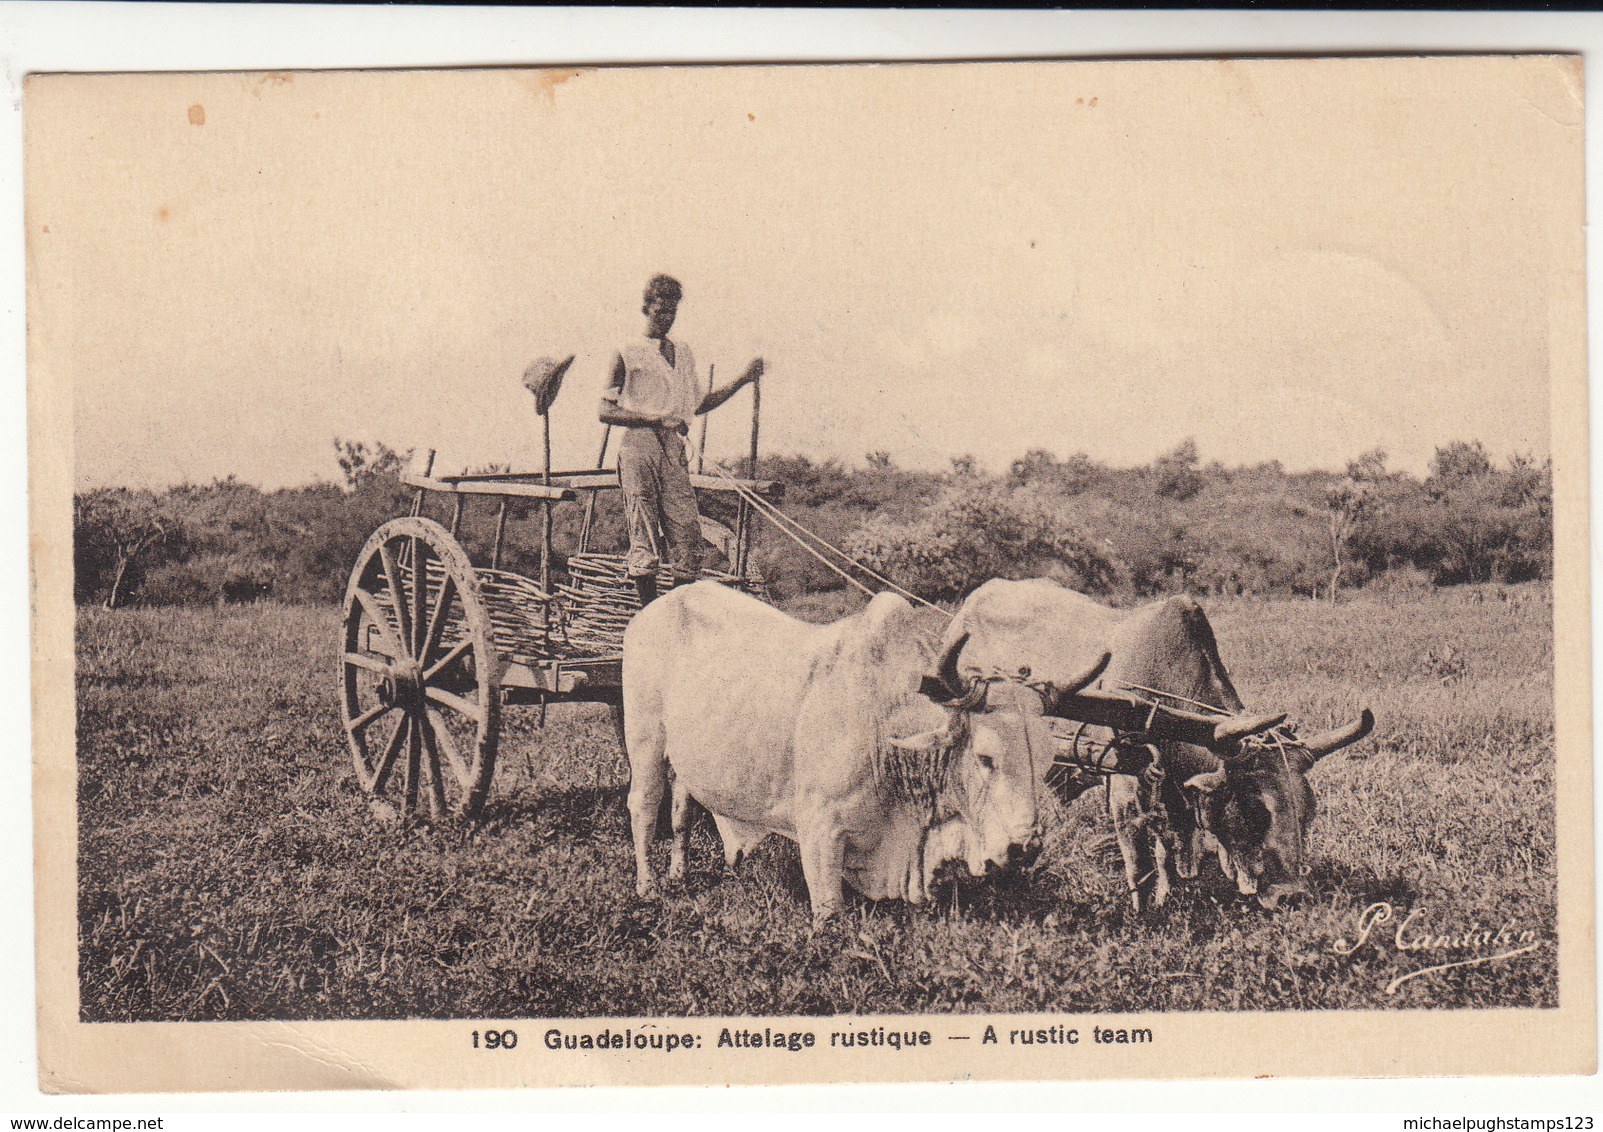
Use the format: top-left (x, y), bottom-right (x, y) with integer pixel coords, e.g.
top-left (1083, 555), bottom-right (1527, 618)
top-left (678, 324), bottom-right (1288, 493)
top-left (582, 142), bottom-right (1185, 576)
top-left (27, 56), bottom-right (1592, 1092)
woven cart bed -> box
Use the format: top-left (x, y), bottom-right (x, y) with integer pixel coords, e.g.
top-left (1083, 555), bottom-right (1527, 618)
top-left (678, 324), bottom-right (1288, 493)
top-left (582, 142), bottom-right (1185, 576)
top-left (381, 553), bottom-right (769, 669)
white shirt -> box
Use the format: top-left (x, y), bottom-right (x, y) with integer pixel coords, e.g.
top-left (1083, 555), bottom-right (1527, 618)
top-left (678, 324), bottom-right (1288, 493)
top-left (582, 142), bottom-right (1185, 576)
top-left (608, 337), bottom-right (700, 424)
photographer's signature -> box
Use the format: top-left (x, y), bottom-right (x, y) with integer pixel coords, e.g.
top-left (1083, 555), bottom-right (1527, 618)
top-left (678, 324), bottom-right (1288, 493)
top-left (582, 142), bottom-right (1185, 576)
top-left (1331, 901), bottom-right (1543, 995)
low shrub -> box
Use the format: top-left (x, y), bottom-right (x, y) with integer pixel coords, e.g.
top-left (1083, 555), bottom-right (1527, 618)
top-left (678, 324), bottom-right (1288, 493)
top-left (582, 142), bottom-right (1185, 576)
top-left (846, 482), bottom-right (1121, 602)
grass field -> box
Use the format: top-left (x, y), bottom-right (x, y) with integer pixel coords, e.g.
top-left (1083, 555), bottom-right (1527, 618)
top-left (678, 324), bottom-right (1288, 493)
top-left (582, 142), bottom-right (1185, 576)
top-left (75, 584), bottom-right (1557, 1021)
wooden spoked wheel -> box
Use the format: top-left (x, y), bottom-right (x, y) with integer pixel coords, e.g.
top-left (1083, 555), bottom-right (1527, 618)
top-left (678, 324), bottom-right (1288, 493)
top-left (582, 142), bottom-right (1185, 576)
top-left (340, 517), bottom-right (500, 819)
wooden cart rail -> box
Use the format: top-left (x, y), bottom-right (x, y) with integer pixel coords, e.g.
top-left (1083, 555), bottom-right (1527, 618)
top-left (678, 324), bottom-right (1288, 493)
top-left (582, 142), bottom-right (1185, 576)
top-left (405, 468), bottom-right (785, 500)
top-left (399, 472), bottom-right (577, 502)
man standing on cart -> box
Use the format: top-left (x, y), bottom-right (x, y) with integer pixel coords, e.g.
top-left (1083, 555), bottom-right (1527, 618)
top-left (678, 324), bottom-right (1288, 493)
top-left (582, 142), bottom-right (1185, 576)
top-left (598, 274), bottom-right (764, 608)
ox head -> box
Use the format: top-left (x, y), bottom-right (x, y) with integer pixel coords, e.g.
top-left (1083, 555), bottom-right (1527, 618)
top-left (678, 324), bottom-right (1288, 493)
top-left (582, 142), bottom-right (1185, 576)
top-left (1182, 709), bottom-right (1374, 909)
top-left (894, 633), bottom-right (1040, 883)
top-left (893, 634), bottom-right (1108, 890)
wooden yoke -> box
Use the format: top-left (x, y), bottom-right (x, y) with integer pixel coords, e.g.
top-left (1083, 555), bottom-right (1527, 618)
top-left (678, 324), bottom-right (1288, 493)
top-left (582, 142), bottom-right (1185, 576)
top-left (1049, 689), bottom-right (1286, 756)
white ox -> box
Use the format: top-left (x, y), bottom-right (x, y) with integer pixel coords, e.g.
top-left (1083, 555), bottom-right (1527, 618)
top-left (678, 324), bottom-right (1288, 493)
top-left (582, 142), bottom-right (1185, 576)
top-left (622, 581), bottom-right (1108, 921)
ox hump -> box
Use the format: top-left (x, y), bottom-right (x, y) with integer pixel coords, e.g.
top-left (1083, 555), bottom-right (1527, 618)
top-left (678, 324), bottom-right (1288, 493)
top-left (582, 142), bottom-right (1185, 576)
top-left (859, 591), bottom-right (919, 637)
top-left (947, 579), bottom-right (1115, 690)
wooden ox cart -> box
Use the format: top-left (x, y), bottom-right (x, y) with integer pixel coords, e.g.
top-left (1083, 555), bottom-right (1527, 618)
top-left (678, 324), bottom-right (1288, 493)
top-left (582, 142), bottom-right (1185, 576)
top-left (338, 354), bottom-right (781, 819)
top-left (337, 357), bottom-right (1367, 824)
top-left (337, 458), bottom-right (783, 819)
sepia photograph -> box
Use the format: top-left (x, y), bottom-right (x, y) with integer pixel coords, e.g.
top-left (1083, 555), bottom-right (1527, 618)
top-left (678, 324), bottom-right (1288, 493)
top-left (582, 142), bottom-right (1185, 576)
top-left (25, 50), bottom-right (1592, 1091)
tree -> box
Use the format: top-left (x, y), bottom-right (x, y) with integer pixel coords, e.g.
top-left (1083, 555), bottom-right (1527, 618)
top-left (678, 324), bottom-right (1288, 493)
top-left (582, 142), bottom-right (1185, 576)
top-left (1324, 479), bottom-right (1376, 604)
top-left (334, 439), bottom-right (412, 492)
top-left (1501, 451), bottom-right (1550, 509)
top-left (1429, 440), bottom-right (1493, 482)
top-left (1152, 437), bottom-right (1204, 500)
top-left (74, 488), bottom-right (176, 609)
top-left (1410, 443), bottom-right (1551, 585)
top-left (1008, 448), bottom-right (1059, 486)
top-left (1346, 447), bottom-right (1390, 483)
top-left (1323, 448), bottom-right (1388, 603)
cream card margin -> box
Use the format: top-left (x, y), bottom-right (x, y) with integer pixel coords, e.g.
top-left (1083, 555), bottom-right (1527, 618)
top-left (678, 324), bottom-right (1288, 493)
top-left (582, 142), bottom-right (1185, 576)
top-left (25, 56), bottom-right (1595, 1092)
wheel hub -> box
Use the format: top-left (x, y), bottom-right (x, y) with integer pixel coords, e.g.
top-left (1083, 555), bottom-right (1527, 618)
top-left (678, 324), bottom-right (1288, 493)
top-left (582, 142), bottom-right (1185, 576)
top-left (391, 659), bottom-right (426, 709)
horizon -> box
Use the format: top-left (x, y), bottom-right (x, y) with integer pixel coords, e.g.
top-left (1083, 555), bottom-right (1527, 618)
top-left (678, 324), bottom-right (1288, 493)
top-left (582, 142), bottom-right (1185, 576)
top-left (30, 60), bottom-right (1569, 492)
top-left (71, 431), bottom-right (1543, 497)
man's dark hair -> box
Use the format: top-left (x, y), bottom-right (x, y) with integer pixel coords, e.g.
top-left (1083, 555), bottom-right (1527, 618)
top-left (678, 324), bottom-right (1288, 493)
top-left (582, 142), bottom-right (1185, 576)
top-left (644, 274), bottom-right (683, 306)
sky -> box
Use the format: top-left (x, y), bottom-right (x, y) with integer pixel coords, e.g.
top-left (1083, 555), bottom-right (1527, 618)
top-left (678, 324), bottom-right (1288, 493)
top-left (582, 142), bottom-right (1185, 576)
top-left (27, 56), bottom-right (1580, 490)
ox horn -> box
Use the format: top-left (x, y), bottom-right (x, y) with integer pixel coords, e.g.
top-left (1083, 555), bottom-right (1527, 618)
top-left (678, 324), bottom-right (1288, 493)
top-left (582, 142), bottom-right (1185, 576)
top-left (1213, 712), bottom-right (1288, 748)
top-left (919, 632), bottom-right (981, 706)
top-left (1300, 708), bottom-right (1376, 760)
top-left (1059, 649), bottom-right (1112, 696)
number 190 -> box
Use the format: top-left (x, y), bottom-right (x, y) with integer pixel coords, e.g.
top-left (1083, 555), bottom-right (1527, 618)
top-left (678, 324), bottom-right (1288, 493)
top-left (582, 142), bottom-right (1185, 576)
top-left (472, 1029), bottom-right (518, 1050)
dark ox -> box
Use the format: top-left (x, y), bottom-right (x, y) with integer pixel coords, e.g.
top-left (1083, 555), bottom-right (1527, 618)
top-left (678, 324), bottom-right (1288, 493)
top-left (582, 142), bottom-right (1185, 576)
top-left (946, 579), bottom-right (1373, 911)
top-left (622, 581), bottom-right (1108, 922)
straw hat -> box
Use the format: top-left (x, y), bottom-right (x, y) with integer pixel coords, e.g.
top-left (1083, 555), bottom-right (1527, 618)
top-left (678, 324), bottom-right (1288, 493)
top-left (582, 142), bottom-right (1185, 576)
top-left (522, 354), bottom-right (575, 416)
